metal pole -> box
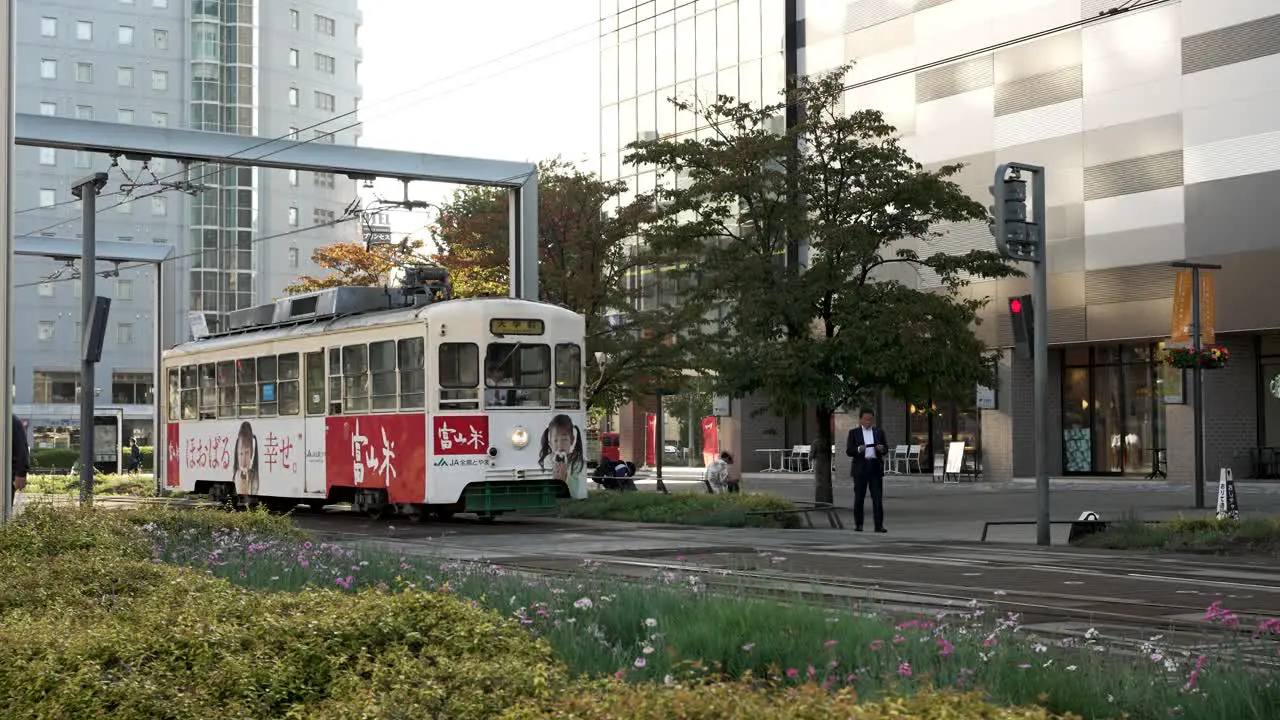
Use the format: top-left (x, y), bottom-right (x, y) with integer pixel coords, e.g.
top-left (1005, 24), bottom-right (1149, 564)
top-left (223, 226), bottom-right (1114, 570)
top-left (73, 173), bottom-right (107, 507)
top-left (1190, 266), bottom-right (1204, 508)
top-left (1032, 174), bottom-right (1050, 546)
top-left (152, 265), bottom-right (164, 494)
top-left (1, 0), bottom-right (16, 524)
top-left (655, 393), bottom-right (665, 482)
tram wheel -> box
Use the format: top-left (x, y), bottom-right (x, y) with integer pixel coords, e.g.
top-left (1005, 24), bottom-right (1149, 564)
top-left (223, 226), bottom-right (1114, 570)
top-left (308, 500), bottom-right (327, 514)
top-left (432, 509), bottom-right (456, 521)
top-left (207, 482), bottom-right (238, 509)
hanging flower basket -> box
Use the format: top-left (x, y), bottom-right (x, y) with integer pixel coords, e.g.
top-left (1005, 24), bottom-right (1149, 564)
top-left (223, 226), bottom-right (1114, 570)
top-left (1163, 345), bottom-right (1229, 370)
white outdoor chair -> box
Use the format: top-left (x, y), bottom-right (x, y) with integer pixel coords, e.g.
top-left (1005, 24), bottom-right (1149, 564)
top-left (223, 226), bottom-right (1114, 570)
top-left (905, 445), bottom-right (923, 473)
top-left (787, 444), bottom-right (811, 472)
top-left (887, 445), bottom-right (909, 474)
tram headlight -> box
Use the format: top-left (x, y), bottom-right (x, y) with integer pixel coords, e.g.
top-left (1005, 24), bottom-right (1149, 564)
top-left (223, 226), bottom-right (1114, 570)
top-left (511, 427), bottom-right (530, 449)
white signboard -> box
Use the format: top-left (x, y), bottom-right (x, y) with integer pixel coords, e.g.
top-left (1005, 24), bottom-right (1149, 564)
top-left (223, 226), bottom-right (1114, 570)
top-left (712, 396), bottom-right (731, 417)
top-left (976, 384), bottom-right (996, 410)
top-left (945, 441), bottom-right (966, 475)
top-left (188, 311), bottom-right (210, 339)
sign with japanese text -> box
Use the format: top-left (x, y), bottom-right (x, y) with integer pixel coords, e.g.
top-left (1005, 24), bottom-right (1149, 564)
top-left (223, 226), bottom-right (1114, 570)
top-left (166, 419), bottom-right (305, 496)
top-left (325, 413), bottom-right (427, 504)
top-left (1170, 270), bottom-right (1215, 346)
top-left (432, 415), bottom-right (490, 456)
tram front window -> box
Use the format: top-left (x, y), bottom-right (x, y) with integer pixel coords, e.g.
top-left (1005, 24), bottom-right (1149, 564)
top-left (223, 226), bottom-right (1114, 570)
top-left (485, 343), bottom-right (550, 408)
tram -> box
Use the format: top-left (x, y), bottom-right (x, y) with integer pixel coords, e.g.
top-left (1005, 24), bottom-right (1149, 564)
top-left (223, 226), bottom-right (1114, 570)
top-left (160, 269), bottom-right (588, 521)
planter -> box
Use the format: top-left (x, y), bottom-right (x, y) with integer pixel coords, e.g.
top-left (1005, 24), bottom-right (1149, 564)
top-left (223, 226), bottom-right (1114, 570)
top-left (1163, 344), bottom-right (1230, 371)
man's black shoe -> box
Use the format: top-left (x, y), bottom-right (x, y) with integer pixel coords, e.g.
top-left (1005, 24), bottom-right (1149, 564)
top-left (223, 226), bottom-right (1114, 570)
top-left (854, 526), bottom-right (863, 532)
top-left (875, 527), bottom-right (887, 533)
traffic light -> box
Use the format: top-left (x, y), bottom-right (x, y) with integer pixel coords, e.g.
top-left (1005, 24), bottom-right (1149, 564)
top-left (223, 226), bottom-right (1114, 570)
top-left (1008, 294), bottom-right (1034, 360)
top-left (989, 168), bottom-right (1041, 262)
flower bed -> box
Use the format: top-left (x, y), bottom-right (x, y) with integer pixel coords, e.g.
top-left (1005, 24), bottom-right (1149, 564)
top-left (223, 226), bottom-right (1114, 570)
top-left (2, 505), bottom-right (1278, 719)
top-left (559, 490), bottom-right (802, 528)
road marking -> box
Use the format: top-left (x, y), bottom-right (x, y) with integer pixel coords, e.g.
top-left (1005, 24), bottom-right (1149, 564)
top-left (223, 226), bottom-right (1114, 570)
top-left (1126, 573), bottom-right (1280, 592)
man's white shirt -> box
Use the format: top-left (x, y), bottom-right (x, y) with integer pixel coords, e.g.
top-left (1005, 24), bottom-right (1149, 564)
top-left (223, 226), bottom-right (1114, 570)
top-left (861, 427), bottom-right (876, 459)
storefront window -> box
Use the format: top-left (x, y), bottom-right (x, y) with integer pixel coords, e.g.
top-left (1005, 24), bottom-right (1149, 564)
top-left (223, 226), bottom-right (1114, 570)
top-left (1262, 335), bottom-right (1280, 449)
top-left (1060, 344), bottom-right (1165, 475)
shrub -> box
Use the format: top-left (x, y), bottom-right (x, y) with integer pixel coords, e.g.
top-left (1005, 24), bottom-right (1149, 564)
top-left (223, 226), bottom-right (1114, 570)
top-left (1075, 514), bottom-right (1280, 554)
top-left (25, 472), bottom-right (157, 497)
top-left (501, 682), bottom-right (1083, 719)
top-left (560, 491), bottom-right (801, 528)
top-left (29, 447), bottom-right (79, 470)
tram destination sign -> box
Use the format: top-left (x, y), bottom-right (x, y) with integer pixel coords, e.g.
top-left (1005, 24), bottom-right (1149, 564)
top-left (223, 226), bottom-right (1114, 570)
top-left (490, 318), bottom-right (545, 336)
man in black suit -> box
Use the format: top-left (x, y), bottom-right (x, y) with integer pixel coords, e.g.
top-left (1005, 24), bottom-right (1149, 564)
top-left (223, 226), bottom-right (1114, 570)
top-left (845, 409), bottom-right (888, 533)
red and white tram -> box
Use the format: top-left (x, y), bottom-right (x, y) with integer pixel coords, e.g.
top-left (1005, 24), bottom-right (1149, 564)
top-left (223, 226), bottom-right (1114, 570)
top-left (160, 277), bottom-right (588, 520)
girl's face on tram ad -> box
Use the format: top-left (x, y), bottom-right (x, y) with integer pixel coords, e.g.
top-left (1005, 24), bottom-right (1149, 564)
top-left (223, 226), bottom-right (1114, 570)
top-left (551, 426), bottom-right (574, 455)
top-left (237, 434), bottom-right (254, 470)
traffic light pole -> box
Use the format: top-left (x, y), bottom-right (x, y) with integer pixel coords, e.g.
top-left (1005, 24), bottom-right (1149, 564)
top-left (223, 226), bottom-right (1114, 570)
top-left (991, 162), bottom-right (1050, 545)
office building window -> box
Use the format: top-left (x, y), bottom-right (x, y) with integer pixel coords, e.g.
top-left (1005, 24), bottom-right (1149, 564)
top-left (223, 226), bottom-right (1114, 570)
top-left (39, 148), bottom-right (56, 166)
top-left (40, 59), bottom-right (56, 79)
top-left (315, 53), bottom-right (335, 74)
top-left (313, 130), bottom-right (334, 144)
top-left (118, 197), bottom-right (132, 213)
top-left (41, 17), bottom-right (57, 37)
top-left (38, 321), bottom-right (56, 343)
top-left (118, 26), bottom-right (134, 45)
top-left (315, 91), bottom-right (335, 111)
top-left (288, 207), bottom-right (298, 226)
top-left (117, 108), bottom-right (134, 123)
top-left (151, 196), bottom-right (167, 216)
top-left (75, 62), bottom-right (93, 82)
top-left (151, 70), bottom-right (168, 90)
top-left (74, 105), bottom-right (93, 120)
top-left (39, 189), bottom-right (56, 207)
top-left (117, 279), bottom-right (134, 300)
top-left (288, 247), bottom-right (300, 268)
top-left (118, 323), bottom-right (135, 345)
top-left (118, 236), bottom-right (133, 242)
top-left (39, 102), bottom-right (56, 116)
top-left (314, 208), bottom-right (336, 225)
top-left (75, 151), bottom-right (92, 168)
top-left (289, 48), bottom-right (299, 67)
top-left (313, 171), bottom-right (335, 189)
top-left (37, 282), bottom-right (54, 297)
top-left (112, 372), bottom-right (154, 404)
top-left (153, 0), bottom-right (168, 7)
top-left (33, 371), bottom-right (80, 404)
top-left (288, 126), bottom-right (299, 139)
top-left (76, 21), bottom-right (92, 40)
top-left (288, 87), bottom-right (299, 106)
top-left (288, 169), bottom-right (298, 186)
top-left (153, 29), bottom-right (168, 49)
top-left (118, 66), bottom-right (134, 86)
top-left (315, 14), bottom-right (335, 36)
top-left (289, 9), bottom-right (299, 30)
top-left (151, 111), bottom-right (168, 126)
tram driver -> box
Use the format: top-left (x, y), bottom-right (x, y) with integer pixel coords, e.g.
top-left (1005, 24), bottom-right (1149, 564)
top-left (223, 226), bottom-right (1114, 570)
top-left (485, 362), bottom-right (518, 407)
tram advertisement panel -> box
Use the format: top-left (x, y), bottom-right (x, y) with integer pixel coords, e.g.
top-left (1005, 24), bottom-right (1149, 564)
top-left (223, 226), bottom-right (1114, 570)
top-left (166, 420), bottom-right (308, 497)
top-left (324, 413), bottom-right (428, 504)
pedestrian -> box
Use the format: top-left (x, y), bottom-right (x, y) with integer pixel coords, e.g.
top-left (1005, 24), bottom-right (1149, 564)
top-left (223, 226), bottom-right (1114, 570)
top-left (703, 451), bottom-right (733, 494)
top-left (11, 414), bottom-right (30, 511)
top-left (129, 438), bottom-right (142, 474)
top-left (845, 409), bottom-right (888, 533)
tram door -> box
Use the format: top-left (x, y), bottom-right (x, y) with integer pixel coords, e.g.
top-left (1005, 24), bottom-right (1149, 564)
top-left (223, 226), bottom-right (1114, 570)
top-left (302, 351), bottom-right (327, 494)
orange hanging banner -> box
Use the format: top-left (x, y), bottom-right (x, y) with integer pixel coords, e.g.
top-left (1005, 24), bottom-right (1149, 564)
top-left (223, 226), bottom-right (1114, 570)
top-left (1170, 270), bottom-right (1192, 344)
top-left (1200, 273), bottom-right (1216, 345)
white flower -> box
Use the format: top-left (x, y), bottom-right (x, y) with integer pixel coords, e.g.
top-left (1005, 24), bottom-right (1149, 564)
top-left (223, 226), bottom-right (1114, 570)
top-left (742, 643), bottom-right (755, 652)
top-left (664, 674), bottom-right (675, 686)
top-left (1033, 643), bottom-right (1048, 653)
top-left (1085, 628), bottom-right (1100, 641)
top-left (634, 657), bottom-right (647, 668)
top-left (642, 645), bottom-right (654, 655)
top-left (1066, 665), bottom-right (1078, 672)
top-left (644, 618), bottom-right (658, 628)
top-left (573, 597), bottom-right (593, 610)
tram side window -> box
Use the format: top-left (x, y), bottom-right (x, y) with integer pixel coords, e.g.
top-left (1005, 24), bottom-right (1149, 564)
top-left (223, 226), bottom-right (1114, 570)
top-left (198, 364), bottom-right (217, 420)
top-left (398, 337), bottom-right (425, 409)
top-left (279, 353), bottom-right (301, 416)
top-left (236, 358), bottom-right (257, 417)
top-left (438, 342), bottom-right (479, 410)
top-left (485, 343), bottom-right (551, 408)
top-left (328, 347), bottom-right (343, 414)
top-left (305, 351), bottom-right (325, 415)
top-left (167, 368), bottom-right (180, 421)
top-left (179, 365), bottom-right (198, 420)
top-left (257, 355), bottom-right (278, 416)
top-left (554, 343), bottom-right (582, 410)
top-left (342, 344), bottom-right (370, 413)
top-left (216, 361), bottom-right (235, 418)
top-left (370, 340), bottom-right (397, 411)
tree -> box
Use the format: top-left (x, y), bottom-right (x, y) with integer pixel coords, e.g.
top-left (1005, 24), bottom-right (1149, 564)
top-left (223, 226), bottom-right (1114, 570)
top-left (432, 159), bottom-right (696, 414)
top-left (624, 64), bottom-right (1020, 504)
top-left (284, 239), bottom-right (425, 295)
top-left (664, 379), bottom-right (714, 464)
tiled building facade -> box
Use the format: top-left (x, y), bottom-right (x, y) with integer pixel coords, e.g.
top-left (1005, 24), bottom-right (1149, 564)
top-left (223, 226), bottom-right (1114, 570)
top-left (603, 0), bottom-right (1280, 480)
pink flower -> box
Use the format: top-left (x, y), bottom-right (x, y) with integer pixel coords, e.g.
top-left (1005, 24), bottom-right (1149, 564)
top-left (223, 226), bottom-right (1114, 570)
top-left (869, 640), bottom-right (883, 651)
top-left (824, 639), bottom-right (839, 647)
top-left (892, 635), bottom-right (905, 644)
top-left (1185, 654), bottom-right (1209, 691)
top-left (983, 635), bottom-right (998, 648)
top-left (785, 668), bottom-right (799, 679)
top-left (938, 638), bottom-right (955, 656)
top-left (334, 575), bottom-right (353, 590)
top-left (897, 662), bottom-right (912, 678)
top-left (807, 665), bottom-right (816, 678)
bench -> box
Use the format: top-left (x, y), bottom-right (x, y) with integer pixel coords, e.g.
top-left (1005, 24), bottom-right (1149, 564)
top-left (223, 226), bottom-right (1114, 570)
top-left (979, 519), bottom-right (1163, 543)
top-left (746, 501), bottom-right (845, 529)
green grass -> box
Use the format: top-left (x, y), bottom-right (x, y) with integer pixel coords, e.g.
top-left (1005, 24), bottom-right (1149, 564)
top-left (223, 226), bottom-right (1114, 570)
top-left (1073, 514), bottom-right (1280, 555)
top-left (558, 490), bottom-right (802, 528)
top-left (24, 472), bottom-right (157, 497)
top-left (6, 504), bottom-right (1280, 720)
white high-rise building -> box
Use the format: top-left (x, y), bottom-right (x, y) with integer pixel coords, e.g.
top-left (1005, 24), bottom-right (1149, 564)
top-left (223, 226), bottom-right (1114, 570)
top-left (15, 0), bottom-right (363, 449)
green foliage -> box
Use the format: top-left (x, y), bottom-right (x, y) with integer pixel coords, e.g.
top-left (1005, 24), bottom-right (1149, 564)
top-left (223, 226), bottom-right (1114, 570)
top-left (559, 490), bottom-right (800, 528)
top-left (1074, 514), bottom-right (1280, 555)
top-left (29, 446), bottom-right (154, 471)
top-left (0, 506), bottom-right (562, 719)
top-left (430, 158), bottom-right (697, 413)
top-left (624, 64), bottom-right (1019, 504)
top-left (25, 472), bottom-right (156, 496)
top-left (502, 683), bottom-right (1083, 720)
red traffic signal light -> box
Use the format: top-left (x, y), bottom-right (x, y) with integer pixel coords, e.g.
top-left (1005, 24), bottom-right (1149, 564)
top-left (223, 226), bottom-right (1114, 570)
top-left (1009, 298), bottom-right (1023, 314)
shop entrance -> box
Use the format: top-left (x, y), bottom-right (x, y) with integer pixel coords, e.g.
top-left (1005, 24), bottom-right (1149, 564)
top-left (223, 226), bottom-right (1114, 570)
top-left (1061, 344), bottom-right (1168, 476)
